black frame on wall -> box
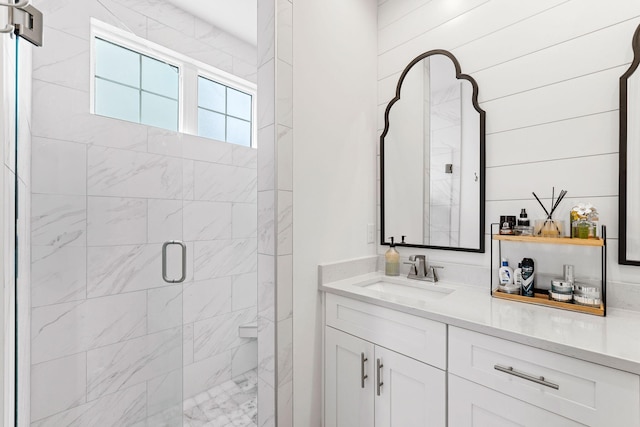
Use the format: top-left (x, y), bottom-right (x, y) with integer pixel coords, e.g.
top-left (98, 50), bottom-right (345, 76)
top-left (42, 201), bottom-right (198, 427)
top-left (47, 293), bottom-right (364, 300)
top-left (379, 49), bottom-right (486, 253)
top-left (619, 23), bottom-right (640, 266)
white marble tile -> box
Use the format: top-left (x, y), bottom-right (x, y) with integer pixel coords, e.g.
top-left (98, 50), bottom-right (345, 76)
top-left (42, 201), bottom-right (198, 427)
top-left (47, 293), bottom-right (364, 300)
top-left (33, 26), bottom-right (89, 91)
top-left (183, 277), bottom-right (232, 324)
top-left (232, 145), bottom-right (258, 169)
top-left (277, 0), bottom-right (293, 66)
top-left (232, 272), bottom-right (258, 311)
top-left (184, 323), bottom-right (194, 366)
top-left (183, 200), bottom-right (232, 241)
top-left (257, 317), bottom-right (275, 388)
top-left (257, 60), bottom-right (275, 128)
top-left (88, 146), bottom-right (182, 199)
top-left (257, 125), bottom-right (275, 192)
top-left (277, 125), bottom-right (293, 191)
top-left (86, 327), bottom-right (182, 400)
top-left (148, 285), bottom-right (183, 334)
top-left (147, 369), bottom-right (183, 418)
top-left (194, 162), bottom-right (257, 203)
top-left (31, 353), bottom-right (86, 422)
top-left (277, 318), bottom-right (293, 386)
top-left (31, 194), bottom-right (86, 247)
top-left (257, 254), bottom-right (275, 322)
top-left (87, 197), bottom-right (147, 246)
top-left (32, 137), bottom-right (86, 195)
top-left (84, 114), bottom-right (149, 152)
top-left (183, 159), bottom-right (195, 201)
top-left (232, 203), bottom-right (257, 239)
top-left (147, 404), bottom-right (182, 427)
top-left (277, 379), bottom-right (293, 427)
top-left (257, 0), bottom-right (275, 68)
top-left (184, 351), bottom-right (233, 399)
top-left (148, 127), bottom-right (182, 157)
top-left (31, 291), bottom-right (147, 364)
top-left (193, 239), bottom-right (257, 280)
top-left (31, 245), bottom-right (86, 307)
top-left (257, 376), bottom-right (275, 427)
top-left (277, 255), bottom-right (292, 321)
top-left (110, 0), bottom-right (196, 36)
top-left (195, 20), bottom-right (257, 67)
top-left (87, 244), bottom-right (164, 297)
top-left (233, 58), bottom-right (258, 84)
top-left (277, 190), bottom-right (293, 255)
top-left (257, 191), bottom-right (275, 256)
top-left (30, 383), bottom-right (147, 427)
top-left (276, 60), bottom-right (293, 128)
top-left (31, 80), bottom-right (87, 142)
top-left (231, 341), bottom-right (258, 378)
top-left (147, 199), bottom-right (183, 243)
top-left (193, 308), bottom-right (257, 361)
top-left (182, 133), bottom-right (233, 164)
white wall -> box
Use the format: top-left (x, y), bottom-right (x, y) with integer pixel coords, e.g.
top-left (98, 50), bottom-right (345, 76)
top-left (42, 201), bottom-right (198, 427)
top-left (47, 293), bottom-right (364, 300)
top-left (292, 0), bottom-right (378, 425)
top-left (377, 0), bottom-right (640, 307)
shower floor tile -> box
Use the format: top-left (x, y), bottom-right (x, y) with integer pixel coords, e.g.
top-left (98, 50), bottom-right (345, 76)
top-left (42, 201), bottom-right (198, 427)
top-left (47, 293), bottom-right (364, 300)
top-left (184, 369), bottom-right (257, 427)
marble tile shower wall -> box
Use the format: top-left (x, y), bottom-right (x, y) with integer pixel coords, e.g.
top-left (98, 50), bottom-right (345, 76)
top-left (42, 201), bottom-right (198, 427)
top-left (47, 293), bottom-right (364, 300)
top-left (29, 0), bottom-right (258, 425)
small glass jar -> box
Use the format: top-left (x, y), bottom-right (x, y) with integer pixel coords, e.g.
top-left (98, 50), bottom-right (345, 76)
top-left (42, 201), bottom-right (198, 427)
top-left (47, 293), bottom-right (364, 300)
top-left (571, 220), bottom-right (597, 239)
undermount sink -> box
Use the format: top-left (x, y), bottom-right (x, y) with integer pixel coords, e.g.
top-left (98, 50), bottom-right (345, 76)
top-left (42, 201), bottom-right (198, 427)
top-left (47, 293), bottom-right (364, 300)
top-left (359, 280), bottom-right (454, 301)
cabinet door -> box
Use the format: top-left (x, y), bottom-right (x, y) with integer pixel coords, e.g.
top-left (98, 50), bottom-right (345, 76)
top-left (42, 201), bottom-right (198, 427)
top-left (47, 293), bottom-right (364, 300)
top-left (325, 327), bottom-right (375, 427)
top-left (375, 346), bottom-right (446, 427)
top-left (449, 374), bottom-right (583, 427)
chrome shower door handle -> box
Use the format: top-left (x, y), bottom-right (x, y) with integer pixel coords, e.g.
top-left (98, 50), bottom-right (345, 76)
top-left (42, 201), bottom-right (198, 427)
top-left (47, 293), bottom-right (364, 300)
top-left (162, 240), bottom-right (187, 283)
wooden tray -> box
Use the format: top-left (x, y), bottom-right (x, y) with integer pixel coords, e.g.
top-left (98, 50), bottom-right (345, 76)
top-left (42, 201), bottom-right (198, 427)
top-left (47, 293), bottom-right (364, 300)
top-left (493, 234), bottom-right (604, 247)
top-left (492, 290), bottom-right (604, 316)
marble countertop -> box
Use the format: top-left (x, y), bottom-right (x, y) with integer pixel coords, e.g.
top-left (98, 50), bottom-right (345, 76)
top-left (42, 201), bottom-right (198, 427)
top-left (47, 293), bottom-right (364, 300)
top-left (320, 272), bottom-right (640, 375)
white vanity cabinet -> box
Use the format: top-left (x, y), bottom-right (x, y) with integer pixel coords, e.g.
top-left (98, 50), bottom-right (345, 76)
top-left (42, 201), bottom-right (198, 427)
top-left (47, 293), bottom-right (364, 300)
top-left (324, 294), bottom-right (446, 427)
top-left (448, 326), bottom-right (640, 426)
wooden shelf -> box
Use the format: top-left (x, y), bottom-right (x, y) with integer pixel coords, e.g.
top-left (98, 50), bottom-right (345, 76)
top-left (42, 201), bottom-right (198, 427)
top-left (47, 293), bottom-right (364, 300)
top-left (492, 290), bottom-right (604, 316)
top-left (493, 234), bottom-right (604, 247)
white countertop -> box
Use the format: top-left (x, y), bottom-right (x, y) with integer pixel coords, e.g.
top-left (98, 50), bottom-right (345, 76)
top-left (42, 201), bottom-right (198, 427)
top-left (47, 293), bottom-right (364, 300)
top-left (320, 272), bottom-right (640, 375)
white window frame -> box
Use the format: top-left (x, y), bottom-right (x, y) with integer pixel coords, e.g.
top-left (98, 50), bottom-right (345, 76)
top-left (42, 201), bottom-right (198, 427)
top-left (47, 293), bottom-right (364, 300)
top-left (89, 18), bottom-right (257, 147)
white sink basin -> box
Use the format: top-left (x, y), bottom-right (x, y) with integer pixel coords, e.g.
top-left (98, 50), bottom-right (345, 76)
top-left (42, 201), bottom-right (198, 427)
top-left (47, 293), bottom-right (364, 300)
top-left (360, 280), bottom-right (454, 301)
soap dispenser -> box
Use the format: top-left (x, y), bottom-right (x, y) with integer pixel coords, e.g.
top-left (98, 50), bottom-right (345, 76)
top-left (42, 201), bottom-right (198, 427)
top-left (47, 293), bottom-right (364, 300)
top-left (385, 237), bottom-right (400, 276)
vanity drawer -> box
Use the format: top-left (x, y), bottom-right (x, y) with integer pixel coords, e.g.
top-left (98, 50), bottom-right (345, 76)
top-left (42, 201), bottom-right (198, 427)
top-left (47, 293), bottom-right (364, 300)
top-left (449, 326), bottom-right (640, 426)
top-left (325, 293), bottom-right (446, 369)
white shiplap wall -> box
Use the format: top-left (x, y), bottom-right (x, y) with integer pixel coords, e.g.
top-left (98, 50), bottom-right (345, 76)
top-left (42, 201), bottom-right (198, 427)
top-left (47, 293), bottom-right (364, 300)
top-left (377, 0), bottom-right (640, 309)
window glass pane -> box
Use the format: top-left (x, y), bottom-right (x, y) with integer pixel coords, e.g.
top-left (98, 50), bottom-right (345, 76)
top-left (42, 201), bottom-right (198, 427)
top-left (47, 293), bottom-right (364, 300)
top-left (198, 108), bottom-right (226, 141)
top-left (95, 38), bottom-right (140, 87)
top-left (95, 78), bottom-right (140, 122)
top-left (141, 56), bottom-right (179, 99)
top-left (227, 88), bottom-right (252, 120)
top-left (227, 117), bottom-right (251, 147)
top-left (141, 92), bottom-right (178, 131)
top-left (198, 77), bottom-right (225, 112)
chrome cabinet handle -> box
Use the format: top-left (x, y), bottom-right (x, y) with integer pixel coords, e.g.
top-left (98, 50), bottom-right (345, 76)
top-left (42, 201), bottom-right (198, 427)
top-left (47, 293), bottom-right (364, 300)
top-left (376, 358), bottom-right (384, 396)
top-left (494, 364), bottom-right (559, 390)
top-left (361, 353), bottom-right (368, 388)
top-left (162, 240), bottom-right (186, 283)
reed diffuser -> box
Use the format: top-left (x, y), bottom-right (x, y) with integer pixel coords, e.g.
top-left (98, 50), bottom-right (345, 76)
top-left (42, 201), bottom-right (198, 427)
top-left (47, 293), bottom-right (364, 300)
top-left (532, 187), bottom-right (567, 237)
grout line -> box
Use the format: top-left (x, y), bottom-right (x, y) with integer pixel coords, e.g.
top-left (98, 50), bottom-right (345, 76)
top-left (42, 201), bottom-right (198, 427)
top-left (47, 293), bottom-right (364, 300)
top-left (486, 151), bottom-right (618, 169)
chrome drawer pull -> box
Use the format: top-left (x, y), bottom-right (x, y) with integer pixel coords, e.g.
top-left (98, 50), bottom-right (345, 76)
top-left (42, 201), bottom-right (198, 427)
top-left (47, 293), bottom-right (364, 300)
top-left (361, 353), bottom-right (368, 388)
top-left (494, 364), bottom-right (559, 390)
top-left (376, 358), bottom-right (384, 396)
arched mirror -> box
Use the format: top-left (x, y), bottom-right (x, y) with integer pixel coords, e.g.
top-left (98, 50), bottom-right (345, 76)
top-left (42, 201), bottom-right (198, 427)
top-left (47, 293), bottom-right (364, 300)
top-left (381, 50), bottom-right (486, 251)
top-left (620, 23), bottom-right (640, 265)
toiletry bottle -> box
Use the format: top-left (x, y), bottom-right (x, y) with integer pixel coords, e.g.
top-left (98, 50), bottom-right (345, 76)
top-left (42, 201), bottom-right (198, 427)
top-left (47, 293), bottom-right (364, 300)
top-left (517, 209), bottom-right (532, 236)
top-left (513, 262), bottom-right (523, 289)
top-left (385, 237), bottom-right (400, 276)
top-left (498, 258), bottom-right (513, 285)
top-left (521, 257), bottom-right (535, 297)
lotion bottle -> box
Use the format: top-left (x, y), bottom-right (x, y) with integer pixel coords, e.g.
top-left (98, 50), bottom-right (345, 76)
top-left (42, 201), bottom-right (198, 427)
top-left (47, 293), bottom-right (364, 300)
top-left (498, 258), bottom-right (513, 285)
top-left (385, 237), bottom-right (400, 276)
top-left (513, 262), bottom-right (523, 288)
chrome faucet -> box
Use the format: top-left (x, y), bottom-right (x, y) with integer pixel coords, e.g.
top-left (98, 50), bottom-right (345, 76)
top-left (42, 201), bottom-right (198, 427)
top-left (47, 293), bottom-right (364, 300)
top-left (404, 255), bottom-right (443, 282)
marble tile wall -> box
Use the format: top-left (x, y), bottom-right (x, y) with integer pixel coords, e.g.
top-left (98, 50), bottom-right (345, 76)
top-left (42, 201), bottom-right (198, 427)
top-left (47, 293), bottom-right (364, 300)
top-left (29, 0), bottom-right (258, 425)
top-left (257, 0), bottom-right (293, 426)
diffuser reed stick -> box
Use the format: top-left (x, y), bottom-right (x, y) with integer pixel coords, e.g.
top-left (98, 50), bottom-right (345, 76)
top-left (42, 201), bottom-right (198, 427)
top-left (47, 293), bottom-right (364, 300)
top-left (532, 188), bottom-right (567, 236)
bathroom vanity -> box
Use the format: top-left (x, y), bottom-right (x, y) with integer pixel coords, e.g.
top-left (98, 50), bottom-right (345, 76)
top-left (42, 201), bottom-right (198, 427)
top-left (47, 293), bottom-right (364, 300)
top-left (320, 272), bottom-right (640, 426)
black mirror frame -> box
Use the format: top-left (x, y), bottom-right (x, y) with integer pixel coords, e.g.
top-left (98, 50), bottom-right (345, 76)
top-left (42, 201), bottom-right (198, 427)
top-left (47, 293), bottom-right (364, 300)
top-left (619, 23), bottom-right (640, 265)
top-left (380, 49), bottom-right (486, 252)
